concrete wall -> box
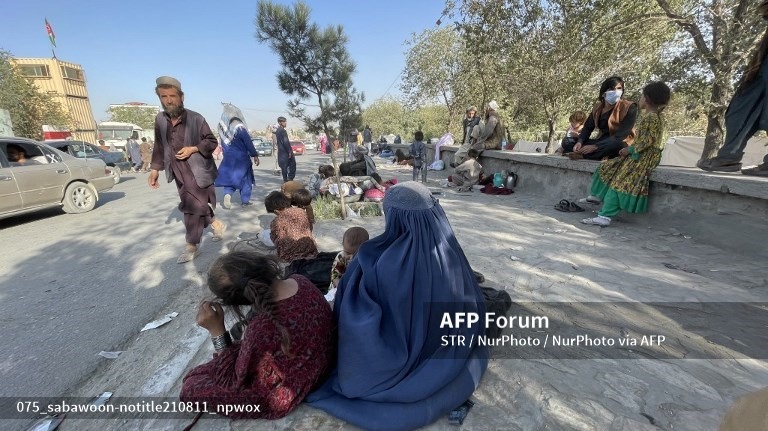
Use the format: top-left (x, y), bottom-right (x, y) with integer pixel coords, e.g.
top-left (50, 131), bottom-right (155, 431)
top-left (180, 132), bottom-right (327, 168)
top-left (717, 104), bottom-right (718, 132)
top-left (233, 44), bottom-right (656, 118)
top-left (402, 143), bottom-right (768, 257)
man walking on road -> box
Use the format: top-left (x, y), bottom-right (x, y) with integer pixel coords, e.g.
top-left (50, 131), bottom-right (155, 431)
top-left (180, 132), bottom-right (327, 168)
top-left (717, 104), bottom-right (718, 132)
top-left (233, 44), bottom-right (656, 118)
top-left (275, 116), bottom-right (295, 182)
top-left (148, 76), bottom-right (226, 263)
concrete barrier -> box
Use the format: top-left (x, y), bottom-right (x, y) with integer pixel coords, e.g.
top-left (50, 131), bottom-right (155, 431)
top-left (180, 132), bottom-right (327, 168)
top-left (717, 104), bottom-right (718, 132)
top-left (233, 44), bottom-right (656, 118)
top-left (387, 143), bottom-right (768, 257)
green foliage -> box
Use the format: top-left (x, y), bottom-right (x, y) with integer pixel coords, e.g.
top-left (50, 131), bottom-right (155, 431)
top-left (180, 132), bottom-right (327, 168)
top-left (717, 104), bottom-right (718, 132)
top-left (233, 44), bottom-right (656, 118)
top-left (256, 0), bottom-right (359, 217)
top-left (0, 50), bottom-right (71, 140)
top-left (312, 195), bottom-right (342, 220)
top-left (107, 106), bottom-right (157, 130)
top-left (256, 1), bottom-right (356, 134)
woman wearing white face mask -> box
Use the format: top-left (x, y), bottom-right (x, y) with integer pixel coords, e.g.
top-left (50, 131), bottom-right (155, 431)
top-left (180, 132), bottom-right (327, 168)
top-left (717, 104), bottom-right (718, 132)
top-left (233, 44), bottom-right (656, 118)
top-left (568, 76), bottom-right (638, 160)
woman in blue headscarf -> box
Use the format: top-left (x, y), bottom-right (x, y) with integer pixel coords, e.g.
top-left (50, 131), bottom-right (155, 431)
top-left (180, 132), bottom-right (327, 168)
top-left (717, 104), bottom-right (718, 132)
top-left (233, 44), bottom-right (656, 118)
top-left (307, 182), bottom-right (488, 431)
top-left (214, 104), bottom-right (260, 208)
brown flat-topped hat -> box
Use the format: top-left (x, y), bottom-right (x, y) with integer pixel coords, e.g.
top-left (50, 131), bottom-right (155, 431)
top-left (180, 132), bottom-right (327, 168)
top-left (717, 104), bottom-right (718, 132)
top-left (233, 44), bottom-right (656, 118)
top-left (156, 76), bottom-right (182, 90)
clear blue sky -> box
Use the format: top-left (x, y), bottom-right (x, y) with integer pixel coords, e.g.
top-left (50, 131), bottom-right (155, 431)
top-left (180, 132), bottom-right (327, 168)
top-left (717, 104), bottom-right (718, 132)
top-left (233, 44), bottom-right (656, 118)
top-left (1, 0), bottom-right (448, 132)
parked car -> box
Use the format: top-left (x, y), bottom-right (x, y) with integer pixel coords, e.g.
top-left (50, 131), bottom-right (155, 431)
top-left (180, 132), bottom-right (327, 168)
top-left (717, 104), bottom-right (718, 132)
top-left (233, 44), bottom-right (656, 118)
top-left (47, 140), bottom-right (130, 184)
top-left (304, 141), bottom-right (317, 151)
top-left (0, 137), bottom-right (115, 220)
top-left (290, 141), bottom-right (305, 155)
top-left (251, 138), bottom-right (273, 157)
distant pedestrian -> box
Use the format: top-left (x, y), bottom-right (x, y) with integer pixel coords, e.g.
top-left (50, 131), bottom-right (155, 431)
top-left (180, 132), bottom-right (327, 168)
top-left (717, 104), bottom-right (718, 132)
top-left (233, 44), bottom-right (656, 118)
top-left (127, 131), bottom-right (142, 172)
top-left (215, 103), bottom-right (260, 208)
top-left (148, 76), bottom-right (226, 263)
top-left (363, 125), bottom-right (372, 153)
top-left (275, 116), bottom-right (295, 182)
top-left (139, 137), bottom-right (152, 171)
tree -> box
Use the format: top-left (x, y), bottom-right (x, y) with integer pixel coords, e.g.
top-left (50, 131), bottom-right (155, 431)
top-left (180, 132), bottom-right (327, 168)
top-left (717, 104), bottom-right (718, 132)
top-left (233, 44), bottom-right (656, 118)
top-left (332, 80), bottom-right (365, 160)
top-left (0, 50), bottom-right (71, 140)
top-left (401, 28), bottom-right (467, 129)
top-left (256, 0), bottom-right (357, 217)
top-left (448, 0), bottom-right (675, 152)
top-left (107, 106), bottom-right (157, 129)
top-left (362, 96), bottom-right (409, 138)
top-left (653, 0), bottom-right (763, 160)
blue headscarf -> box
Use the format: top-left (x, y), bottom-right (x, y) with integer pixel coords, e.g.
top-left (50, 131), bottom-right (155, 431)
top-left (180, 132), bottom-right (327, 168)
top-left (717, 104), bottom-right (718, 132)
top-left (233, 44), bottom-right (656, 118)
top-left (307, 182), bottom-right (488, 431)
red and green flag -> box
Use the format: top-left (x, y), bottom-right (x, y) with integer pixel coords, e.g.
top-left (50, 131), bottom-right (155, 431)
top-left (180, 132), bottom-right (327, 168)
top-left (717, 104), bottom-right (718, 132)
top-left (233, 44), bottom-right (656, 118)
top-left (45, 18), bottom-right (56, 47)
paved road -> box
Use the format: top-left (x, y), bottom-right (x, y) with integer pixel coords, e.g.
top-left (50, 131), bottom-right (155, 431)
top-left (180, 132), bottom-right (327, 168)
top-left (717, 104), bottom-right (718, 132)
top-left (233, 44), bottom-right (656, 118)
top-left (0, 152), bottom-right (325, 401)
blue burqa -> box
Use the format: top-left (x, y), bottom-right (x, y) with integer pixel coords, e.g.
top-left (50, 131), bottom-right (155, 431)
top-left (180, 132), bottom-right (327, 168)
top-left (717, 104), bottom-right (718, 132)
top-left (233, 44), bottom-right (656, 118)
top-left (306, 182), bottom-right (488, 431)
top-left (214, 104), bottom-right (258, 200)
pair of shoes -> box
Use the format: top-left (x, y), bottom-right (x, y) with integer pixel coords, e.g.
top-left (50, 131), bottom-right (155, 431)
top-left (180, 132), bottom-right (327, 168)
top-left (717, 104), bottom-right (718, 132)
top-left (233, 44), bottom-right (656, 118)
top-left (211, 220), bottom-right (227, 242)
top-left (741, 164), bottom-right (768, 177)
top-left (581, 216), bottom-right (611, 226)
top-left (578, 195), bottom-right (601, 204)
top-left (222, 194), bottom-right (232, 209)
top-left (554, 199), bottom-right (584, 212)
top-left (241, 202), bottom-right (253, 207)
top-left (177, 245), bottom-right (200, 264)
top-left (697, 158), bottom-right (742, 172)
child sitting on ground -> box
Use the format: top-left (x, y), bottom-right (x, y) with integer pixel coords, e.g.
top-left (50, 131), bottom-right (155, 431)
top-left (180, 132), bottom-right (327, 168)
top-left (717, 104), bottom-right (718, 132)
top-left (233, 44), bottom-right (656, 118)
top-left (325, 227), bottom-right (370, 304)
top-left (266, 191), bottom-right (318, 262)
top-left (449, 149), bottom-right (482, 192)
top-left (308, 165), bottom-right (336, 198)
top-left (409, 131), bottom-right (427, 182)
top-left (558, 110), bottom-right (587, 154)
top-left (580, 81), bottom-right (671, 227)
top-left (291, 188), bottom-right (315, 230)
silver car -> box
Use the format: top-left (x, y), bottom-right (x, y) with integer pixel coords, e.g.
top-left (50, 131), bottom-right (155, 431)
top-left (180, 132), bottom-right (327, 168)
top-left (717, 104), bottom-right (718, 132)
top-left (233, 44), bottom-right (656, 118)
top-left (0, 137), bottom-right (115, 220)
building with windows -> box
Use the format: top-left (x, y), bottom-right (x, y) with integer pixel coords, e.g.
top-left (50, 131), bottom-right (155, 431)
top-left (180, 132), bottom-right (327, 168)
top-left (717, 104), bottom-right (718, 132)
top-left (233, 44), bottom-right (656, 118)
top-left (11, 57), bottom-right (97, 143)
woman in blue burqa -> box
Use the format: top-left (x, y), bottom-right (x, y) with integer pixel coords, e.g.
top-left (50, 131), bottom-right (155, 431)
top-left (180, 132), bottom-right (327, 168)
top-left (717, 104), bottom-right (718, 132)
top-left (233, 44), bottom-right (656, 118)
top-left (306, 182), bottom-right (488, 431)
top-left (214, 104), bottom-right (259, 208)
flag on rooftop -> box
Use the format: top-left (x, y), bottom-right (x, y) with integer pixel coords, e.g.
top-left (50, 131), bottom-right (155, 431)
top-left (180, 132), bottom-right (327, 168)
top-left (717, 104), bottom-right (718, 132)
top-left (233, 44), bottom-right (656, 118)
top-left (45, 18), bottom-right (56, 47)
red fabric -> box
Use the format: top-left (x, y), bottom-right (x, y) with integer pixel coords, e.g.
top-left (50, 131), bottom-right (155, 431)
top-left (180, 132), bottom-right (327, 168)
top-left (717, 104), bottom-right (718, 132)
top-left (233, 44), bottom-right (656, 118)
top-left (180, 275), bottom-right (335, 419)
top-left (480, 184), bottom-right (514, 195)
top-left (364, 188), bottom-right (385, 200)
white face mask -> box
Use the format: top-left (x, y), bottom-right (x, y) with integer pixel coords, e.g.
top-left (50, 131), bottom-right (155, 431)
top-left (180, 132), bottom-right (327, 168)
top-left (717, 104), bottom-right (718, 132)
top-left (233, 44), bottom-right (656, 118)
top-left (604, 89), bottom-right (623, 105)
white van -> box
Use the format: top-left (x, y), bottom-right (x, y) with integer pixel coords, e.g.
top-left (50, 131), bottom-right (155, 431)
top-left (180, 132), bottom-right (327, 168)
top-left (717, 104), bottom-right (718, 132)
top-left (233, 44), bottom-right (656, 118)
top-left (97, 122), bottom-right (151, 150)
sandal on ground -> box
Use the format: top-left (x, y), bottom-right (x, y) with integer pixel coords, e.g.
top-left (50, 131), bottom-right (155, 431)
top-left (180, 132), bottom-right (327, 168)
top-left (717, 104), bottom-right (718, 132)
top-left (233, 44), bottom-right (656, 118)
top-left (211, 220), bottom-right (227, 242)
top-left (578, 196), bottom-right (602, 204)
top-left (581, 216), bottom-right (611, 226)
top-left (177, 247), bottom-right (200, 264)
top-left (554, 199), bottom-right (584, 212)
top-left (568, 152), bottom-right (584, 160)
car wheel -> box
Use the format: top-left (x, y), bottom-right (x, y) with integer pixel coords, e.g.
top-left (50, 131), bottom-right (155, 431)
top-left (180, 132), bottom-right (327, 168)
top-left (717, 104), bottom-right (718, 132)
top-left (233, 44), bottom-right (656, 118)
top-left (106, 166), bottom-right (121, 185)
top-left (62, 181), bottom-right (97, 214)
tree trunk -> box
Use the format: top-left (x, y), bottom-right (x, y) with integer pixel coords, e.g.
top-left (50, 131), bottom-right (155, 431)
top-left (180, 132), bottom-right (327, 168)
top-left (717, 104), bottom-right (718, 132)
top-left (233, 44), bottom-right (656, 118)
top-left (325, 128), bottom-right (346, 219)
top-left (700, 79), bottom-right (729, 162)
top-left (545, 117), bottom-right (557, 154)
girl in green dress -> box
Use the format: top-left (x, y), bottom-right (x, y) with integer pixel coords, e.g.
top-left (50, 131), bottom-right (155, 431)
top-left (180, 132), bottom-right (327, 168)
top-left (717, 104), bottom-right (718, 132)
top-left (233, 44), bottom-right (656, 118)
top-left (581, 82), bottom-right (672, 226)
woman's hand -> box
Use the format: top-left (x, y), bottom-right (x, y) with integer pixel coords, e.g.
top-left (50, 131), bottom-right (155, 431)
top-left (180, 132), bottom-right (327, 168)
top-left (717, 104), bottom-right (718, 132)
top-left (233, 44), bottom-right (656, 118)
top-left (574, 142), bottom-right (583, 152)
top-left (580, 145), bottom-right (598, 155)
top-left (197, 301), bottom-right (226, 337)
top-left (619, 148), bottom-right (629, 157)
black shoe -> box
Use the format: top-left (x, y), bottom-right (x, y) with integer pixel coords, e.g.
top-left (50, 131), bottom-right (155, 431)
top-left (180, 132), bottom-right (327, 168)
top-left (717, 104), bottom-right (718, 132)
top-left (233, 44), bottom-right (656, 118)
top-left (449, 162), bottom-right (457, 168)
top-left (241, 202), bottom-right (253, 207)
top-left (697, 158), bottom-right (742, 172)
top-left (741, 164), bottom-right (768, 177)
